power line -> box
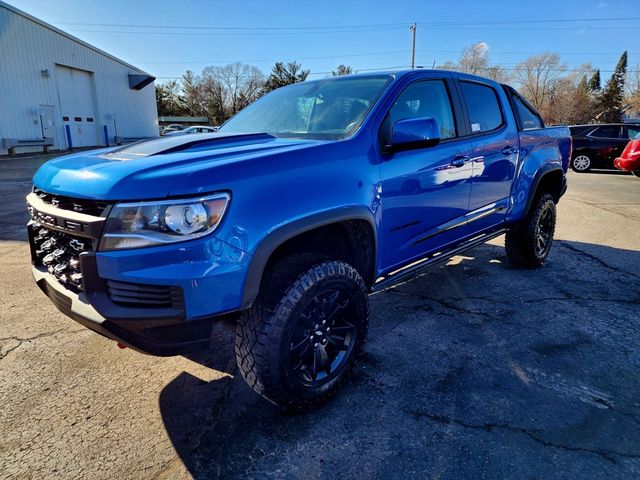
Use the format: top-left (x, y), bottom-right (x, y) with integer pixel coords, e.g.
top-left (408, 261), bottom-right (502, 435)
top-left (135, 50), bottom-right (412, 65)
top-left (66, 25), bottom-right (639, 36)
top-left (55, 16), bottom-right (640, 30)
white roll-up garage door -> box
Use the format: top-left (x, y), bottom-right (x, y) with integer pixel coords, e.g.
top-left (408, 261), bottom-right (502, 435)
top-left (56, 65), bottom-right (99, 148)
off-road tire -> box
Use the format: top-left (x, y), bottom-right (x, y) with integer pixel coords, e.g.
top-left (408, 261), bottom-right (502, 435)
top-left (235, 258), bottom-right (369, 411)
top-left (505, 193), bottom-right (556, 268)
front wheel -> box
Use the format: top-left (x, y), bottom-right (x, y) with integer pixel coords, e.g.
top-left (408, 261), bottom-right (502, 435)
top-left (505, 193), bottom-right (556, 268)
top-left (235, 259), bottom-right (369, 410)
top-left (571, 154), bottom-right (592, 172)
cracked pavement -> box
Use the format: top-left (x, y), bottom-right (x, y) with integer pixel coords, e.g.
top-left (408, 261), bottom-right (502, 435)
top-left (1, 156), bottom-right (639, 479)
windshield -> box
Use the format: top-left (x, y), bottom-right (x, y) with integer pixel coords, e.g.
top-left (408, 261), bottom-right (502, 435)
top-left (218, 75), bottom-right (392, 140)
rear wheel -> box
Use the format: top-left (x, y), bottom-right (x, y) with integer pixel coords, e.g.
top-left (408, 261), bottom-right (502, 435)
top-left (571, 154), bottom-right (592, 172)
top-left (505, 193), bottom-right (556, 268)
top-left (632, 170), bottom-right (640, 178)
top-left (235, 258), bottom-right (368, 410)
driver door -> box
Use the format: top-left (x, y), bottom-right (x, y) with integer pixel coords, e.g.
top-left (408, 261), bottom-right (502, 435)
top-left (377, 78), bottom-right (475, 272)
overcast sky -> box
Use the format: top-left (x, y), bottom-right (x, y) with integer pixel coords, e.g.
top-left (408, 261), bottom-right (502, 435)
top-left (11, 0), bottom-right (640, 82)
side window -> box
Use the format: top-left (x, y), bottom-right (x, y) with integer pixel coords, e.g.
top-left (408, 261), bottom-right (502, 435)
top-left (624, 126), bottom-right (640, 139)
top-left (512, 94), bottom-right (543, 130)
top-left (590, 126), bottom-right (621, 138)
top-left (460, 81), bottom-right (503, 133)
top-left (380, 79), bottom-right (456, 145)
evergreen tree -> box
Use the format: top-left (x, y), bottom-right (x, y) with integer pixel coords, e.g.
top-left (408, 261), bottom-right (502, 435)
top-left (596, 52), bottom-right (627, 122)
top-left (332, 65), bottom-right (353, 76)
top-left (573, 75), bottom-right (592, 124)
top-left (263, 62), bottom-right (310, 92)
top-left (588, 69), bottom-right (601, 92)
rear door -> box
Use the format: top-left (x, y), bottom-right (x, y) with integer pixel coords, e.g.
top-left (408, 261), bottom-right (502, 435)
top-left (377, 76), bottom-right (475, 272)
top-left (586, 125), bottom-right (628, 166)
top-left (459, 79), bottom-right (519, 230)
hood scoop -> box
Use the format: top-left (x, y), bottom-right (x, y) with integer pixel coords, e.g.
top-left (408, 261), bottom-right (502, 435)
top-left (101, 132), bottom-right (275, 160)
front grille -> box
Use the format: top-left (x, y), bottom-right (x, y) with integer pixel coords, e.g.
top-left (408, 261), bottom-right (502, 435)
top-left (33, 188), bottom-right (110, 217)
top-left (30, 224), bottom-right (92, 292)
top-left (106, 280), bottom-right (184, 309)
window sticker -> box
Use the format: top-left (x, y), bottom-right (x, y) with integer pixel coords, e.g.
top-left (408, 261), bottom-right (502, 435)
top-left (471, 123), bottom-right (481, 133)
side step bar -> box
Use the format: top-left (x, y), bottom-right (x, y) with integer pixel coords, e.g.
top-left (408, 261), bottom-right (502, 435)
top-left (371, 228), bottom-right (507, 292)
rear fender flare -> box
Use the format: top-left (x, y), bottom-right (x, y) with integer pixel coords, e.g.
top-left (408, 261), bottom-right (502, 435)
top-left (522, 164), bottom-right (564, 218)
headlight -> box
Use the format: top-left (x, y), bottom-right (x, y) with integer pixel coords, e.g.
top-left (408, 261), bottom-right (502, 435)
top-left (99, 193), bottom-right (230, 250)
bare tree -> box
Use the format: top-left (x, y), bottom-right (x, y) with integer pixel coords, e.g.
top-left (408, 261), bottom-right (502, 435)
top-left (550, 65), bottom-right (595, 125)
top-left (513, 53), bottom-right (566, 122)
top-left (625, 66), bottom-right (640, 118)
top-left (458, 42), bottom-right (490, 75)
top-left (438, 42), bottom-right (508, 82)
top-left (209, 62), bottom-right (264, 115)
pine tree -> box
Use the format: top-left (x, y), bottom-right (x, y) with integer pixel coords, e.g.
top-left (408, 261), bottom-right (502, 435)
top-left (332, 65), bottom-right (353, 76)
top-left (263, 62), bottom-right (310, 93)
top-left (588, 69), bottom-right (601, 92)
top-left (595, 52), bottom-right (628, 122)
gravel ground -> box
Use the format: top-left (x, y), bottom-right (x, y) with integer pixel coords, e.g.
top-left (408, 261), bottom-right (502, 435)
top-left (1, 156), bottom-right (639, 479)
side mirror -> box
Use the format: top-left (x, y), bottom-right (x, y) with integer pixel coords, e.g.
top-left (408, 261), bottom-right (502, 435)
top-left (385, 117), bottom-right (441, 153)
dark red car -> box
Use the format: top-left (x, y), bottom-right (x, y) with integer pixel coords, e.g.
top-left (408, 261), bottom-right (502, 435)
top-left (614, 135), bottom-right (640, 178)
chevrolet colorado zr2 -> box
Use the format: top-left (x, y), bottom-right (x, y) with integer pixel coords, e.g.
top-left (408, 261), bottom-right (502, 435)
top-left (27, 70), bottom-right (571, 410)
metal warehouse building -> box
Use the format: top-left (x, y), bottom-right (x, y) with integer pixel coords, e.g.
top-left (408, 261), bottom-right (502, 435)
top-left (0, 1), bottom-right (158, 155)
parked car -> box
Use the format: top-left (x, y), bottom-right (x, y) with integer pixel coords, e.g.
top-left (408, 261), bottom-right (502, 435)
top-left (569, 123), bottom-right (640, 172)
top-left (161, 124), bottom-right (185, 135)
top-left (164, 125), bottom-right (218, 136)
top-left (614, 133), bottom-right (640, 178)
top-left (27, 70), bottom-right (571, 410)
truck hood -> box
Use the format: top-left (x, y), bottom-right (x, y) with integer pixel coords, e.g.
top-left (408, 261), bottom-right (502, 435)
top-left (33, 133), bottom-right (324, 200)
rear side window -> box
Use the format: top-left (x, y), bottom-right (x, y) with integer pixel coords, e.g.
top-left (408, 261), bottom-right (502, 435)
top-left (460, 81), bottom-right (503, 133)
top-left (589, 126), bottom-right (622, 139)
top-left (624, 126), bottom-right (640, 139)
top-left (512, 95), bottom-right (543, 130)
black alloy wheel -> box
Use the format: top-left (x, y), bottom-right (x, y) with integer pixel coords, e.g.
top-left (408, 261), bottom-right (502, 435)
top-left (534, 202), bottom-right (554, 259)
top-left (289, 288), bottom-right (358, 385)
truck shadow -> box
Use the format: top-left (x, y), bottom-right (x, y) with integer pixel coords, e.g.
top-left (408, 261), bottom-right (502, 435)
top-left (160, 240), bottom-right (640, 479)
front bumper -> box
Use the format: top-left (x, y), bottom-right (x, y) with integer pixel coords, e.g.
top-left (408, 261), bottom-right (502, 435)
top-left (27, 190), bottom-right (251, 356)
top-left (33, 262), bottom-right (219, 356)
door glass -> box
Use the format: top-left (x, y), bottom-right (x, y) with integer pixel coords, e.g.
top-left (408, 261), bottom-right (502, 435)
top-left (380, 80), bottom-right (456, 145)
top-left (624, 126), bottom-right (640, 139)
top-left (460, 82), bottom-right (503, 133)
top-left (590, 126), bottom-right (621, 138)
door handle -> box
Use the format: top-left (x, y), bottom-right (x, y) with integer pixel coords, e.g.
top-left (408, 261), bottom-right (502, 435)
top-left (451, 155), bottom-right (469, 168)
top-left (502, 145), bottom-right (518, 155)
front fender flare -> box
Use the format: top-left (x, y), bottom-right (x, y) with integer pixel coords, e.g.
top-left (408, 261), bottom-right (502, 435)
top-left (241, 207), bottom-right (377, 308)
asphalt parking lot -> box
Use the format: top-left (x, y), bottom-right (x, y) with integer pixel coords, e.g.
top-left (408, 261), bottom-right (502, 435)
top-left (1, 156), bottom-right (639, 480)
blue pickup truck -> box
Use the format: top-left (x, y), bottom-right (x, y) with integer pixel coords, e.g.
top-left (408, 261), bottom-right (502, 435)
top-left (28, 70), bottom-right (570, 409)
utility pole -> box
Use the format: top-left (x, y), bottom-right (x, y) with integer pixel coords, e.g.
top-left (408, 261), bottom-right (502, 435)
top-left (410, 23), bottom-right (417, 69)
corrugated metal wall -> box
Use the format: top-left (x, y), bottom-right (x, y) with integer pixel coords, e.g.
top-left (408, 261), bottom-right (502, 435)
top-left (0, 3), bottom-right (159, 155)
